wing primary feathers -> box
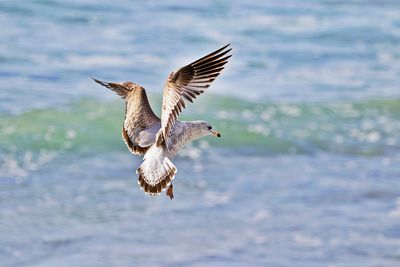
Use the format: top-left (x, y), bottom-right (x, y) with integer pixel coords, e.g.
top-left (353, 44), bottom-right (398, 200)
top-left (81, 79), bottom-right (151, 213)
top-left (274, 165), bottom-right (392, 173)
top-left (195, 61), bottom-right (229, 74)
top-left (190, 44), bottom-right (231, 66)
top-left (193, 51), bottom-right (232, 69)
top-left (91, 77), bottom-right (130, 98)
top-left (193, 67), bottom-right (226, 77)
top-left (194, 55), bottom-right (232, 72)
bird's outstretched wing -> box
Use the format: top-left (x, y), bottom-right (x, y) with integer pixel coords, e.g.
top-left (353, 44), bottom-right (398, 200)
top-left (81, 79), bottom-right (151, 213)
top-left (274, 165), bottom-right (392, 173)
top-left (92, 78), bottom-right (161, 155)
top-left (157, 44), bottom-right (232, 148)
top-left (92, 78), bottom-right (131, 98)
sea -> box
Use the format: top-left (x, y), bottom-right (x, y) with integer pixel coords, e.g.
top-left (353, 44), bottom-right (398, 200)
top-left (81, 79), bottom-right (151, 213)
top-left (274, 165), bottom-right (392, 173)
top-left (1, 1), bottom-right (400, 266)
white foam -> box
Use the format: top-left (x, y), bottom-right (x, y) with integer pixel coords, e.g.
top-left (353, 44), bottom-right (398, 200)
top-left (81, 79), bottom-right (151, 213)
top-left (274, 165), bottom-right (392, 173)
top-left (389, 197), bottom-right (400, 218)
top-left (366, 131), bottom-right (381, 143)
top-left (66, 55), bottom-right (131, 67)
top-left (0, 150), bottom-right (57, 179)
top-left (293, 233), bottom-right (322, 247)
top-left (250, 210), bottom-right (270, 223)
top-left (279, 105), bottom-right (301, 117)
top-left (66, 129), bottom-right (77, 140)
top-left (203, 191), bottom-right (231, 206)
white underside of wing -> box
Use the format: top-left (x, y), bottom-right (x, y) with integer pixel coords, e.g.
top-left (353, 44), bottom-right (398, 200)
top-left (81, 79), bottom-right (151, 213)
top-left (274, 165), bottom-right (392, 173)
top-left (136, 122), bottom-right (161, 148)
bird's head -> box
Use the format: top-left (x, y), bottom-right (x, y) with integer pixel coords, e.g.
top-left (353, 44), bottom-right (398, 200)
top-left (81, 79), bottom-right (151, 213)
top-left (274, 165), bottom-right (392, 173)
top-left (195, 121), bottom-right (221, 138)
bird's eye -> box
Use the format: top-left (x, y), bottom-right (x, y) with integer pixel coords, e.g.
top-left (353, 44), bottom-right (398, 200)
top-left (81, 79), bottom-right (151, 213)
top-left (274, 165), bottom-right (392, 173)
top-left (208, 126), bottom-right (212, 130)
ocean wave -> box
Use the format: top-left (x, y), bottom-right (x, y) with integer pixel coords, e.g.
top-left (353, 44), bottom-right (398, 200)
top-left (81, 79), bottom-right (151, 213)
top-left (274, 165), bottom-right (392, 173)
top-left (0, 95), bottom-right (399, 165)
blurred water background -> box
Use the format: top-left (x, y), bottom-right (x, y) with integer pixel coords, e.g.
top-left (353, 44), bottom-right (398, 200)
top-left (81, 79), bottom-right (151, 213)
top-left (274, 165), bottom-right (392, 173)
top-left (1, 0), bottom-right (400, 266)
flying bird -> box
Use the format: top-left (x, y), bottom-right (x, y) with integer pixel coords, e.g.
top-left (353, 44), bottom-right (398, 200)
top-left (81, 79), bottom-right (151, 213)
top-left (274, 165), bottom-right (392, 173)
top-left (92, 44), bottom-right (232, 199)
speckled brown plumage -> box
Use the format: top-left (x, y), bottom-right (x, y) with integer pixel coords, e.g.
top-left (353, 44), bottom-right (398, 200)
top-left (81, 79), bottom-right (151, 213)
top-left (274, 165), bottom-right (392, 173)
top-left (121, 126), bottom-right (149, 155)
top-left (123, 85), bottom-right (160, 155)
top-left (92, 78), bottom-right (160, 156)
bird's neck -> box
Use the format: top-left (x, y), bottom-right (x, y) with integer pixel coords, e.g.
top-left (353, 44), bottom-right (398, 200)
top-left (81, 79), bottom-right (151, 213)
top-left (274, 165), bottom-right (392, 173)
top-left (181, 121), bottom-right (207, 143)
top-left (164, 121), bottom-right (208, 155)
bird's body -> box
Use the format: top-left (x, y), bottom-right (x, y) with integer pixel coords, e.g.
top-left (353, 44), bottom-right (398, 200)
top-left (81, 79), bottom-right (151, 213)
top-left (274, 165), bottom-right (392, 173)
top-left (92, 44), bottom-right (231, 199)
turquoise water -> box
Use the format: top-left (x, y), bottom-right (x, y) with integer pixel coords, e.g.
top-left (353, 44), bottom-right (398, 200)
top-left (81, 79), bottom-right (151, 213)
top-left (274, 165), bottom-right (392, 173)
top-left (1, 1), bottom-right (400, 266)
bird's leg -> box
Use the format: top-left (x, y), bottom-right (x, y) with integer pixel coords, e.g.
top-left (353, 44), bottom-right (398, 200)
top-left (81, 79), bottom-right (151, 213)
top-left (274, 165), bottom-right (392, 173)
top-left (166, 183), bottom-right (174, 200)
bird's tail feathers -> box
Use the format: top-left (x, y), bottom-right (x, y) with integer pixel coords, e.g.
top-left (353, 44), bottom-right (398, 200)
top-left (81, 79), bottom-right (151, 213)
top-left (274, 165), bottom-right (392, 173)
top-left (137, 145), bottom-right (177, 195)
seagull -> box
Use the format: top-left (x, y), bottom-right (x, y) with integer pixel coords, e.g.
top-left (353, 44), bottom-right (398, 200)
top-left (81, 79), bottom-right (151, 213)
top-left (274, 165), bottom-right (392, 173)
top-left (92, 44), bottom-right (231, 199)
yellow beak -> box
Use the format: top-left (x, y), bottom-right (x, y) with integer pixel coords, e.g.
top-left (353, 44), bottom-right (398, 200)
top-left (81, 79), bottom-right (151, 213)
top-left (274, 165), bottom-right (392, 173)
top-left (210, 130), bottom-right (221, 137)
